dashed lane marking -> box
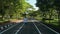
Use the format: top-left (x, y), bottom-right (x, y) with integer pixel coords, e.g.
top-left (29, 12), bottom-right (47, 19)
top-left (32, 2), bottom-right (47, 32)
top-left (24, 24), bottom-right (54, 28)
top-left (33, 22), bottom-right (42, 34)
top-left (15, 23), bottom-right (24, 34)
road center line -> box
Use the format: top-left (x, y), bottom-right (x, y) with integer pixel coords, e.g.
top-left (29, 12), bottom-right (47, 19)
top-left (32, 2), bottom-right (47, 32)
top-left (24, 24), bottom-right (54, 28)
top-left (15, 23), bottom-right (24, 34)
top-left (0, 23), bottom-right (18, 34)
top-left (33, 22), bottom-right (42, 34)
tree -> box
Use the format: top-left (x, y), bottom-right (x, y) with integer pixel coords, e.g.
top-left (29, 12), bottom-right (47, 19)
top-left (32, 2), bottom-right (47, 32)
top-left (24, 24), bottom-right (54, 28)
top-left (0, 0), bottom-right (33, 20)
top-left (36, 0), bottom-right (58, 23)
top-left (53, 0), bottom-right (60, 25)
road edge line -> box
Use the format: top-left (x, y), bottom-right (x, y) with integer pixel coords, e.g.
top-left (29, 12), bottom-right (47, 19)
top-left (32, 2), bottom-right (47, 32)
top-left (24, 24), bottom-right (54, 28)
top-left (0, 23), bottom-right (18, 34)
top-left (39, 22), bottom-right (60, 34)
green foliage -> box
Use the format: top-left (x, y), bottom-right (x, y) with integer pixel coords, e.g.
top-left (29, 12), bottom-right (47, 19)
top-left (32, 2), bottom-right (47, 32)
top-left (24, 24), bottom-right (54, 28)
top-left (0, 0), bottom-right (33, 20)
top-left (36, 0), bottom-right (59, 26)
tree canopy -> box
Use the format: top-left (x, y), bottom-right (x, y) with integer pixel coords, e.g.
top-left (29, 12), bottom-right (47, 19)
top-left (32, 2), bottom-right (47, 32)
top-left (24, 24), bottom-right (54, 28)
top-left (0, 0), bottom-right (33, 19)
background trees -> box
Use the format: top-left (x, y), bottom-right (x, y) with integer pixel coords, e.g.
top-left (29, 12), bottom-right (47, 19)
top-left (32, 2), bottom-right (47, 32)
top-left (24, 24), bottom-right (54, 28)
top-left (36, 0), bottom-right (59, 26)
top-left (36, 0), bottom-right (60, 32)
top-left (0, 0), bottom-right (33, 20)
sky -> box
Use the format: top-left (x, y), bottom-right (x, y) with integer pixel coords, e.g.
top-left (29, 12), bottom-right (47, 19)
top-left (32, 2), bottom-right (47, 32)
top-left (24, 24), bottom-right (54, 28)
top-left (26, 0), bottom-right (39, 10)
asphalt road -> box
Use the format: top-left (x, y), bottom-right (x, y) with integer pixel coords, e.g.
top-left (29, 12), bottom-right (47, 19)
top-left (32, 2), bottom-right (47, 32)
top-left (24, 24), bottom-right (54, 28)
top-left (34, 22), bottom-right (59, 34)
top-left (17, 22), bottom-right (39, 34)
top-left (0, 22), bottom-right (60, 34)
top-left (0, 22), bottom-right (23, 34)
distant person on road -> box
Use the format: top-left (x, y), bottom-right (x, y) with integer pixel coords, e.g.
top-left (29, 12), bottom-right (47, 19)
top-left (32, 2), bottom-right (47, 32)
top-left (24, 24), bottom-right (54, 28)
top-left (23, 17), bottom-right (28, 23)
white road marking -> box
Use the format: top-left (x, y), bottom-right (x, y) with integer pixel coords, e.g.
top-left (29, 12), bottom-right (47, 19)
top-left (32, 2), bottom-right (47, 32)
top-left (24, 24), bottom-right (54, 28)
top-left (28, 20), bottom-right (60, 34)
top-left (33, 22), bottom-right (42, 34)
top-left (0, 27), bottom-right (4, 30)
top-left (39, 22), bottom-right (60, 34)
top-left (4, 26), bottom-right (7, 28)
top-left (0, 23), bottom-right (18, 34)
top-left (8, 25), bottom-right (10, 27)
top-left (15, 23), bottom-right (24, 34)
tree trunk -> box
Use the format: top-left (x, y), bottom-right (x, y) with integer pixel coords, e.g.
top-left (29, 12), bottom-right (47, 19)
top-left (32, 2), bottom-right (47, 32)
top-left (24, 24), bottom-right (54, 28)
top-left (2, 15), bottom-right (4, 20)
top-left (42, 12), bottom-right (46, 23)
top-left (58, 11), bottom-right (60, 26)
top-left (49, 10), bottom-right (52, 23)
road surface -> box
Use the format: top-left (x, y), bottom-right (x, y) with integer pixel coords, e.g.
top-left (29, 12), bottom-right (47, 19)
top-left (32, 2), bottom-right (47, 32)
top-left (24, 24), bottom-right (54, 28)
top-left (0, 22), bottom-right (60, 34)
